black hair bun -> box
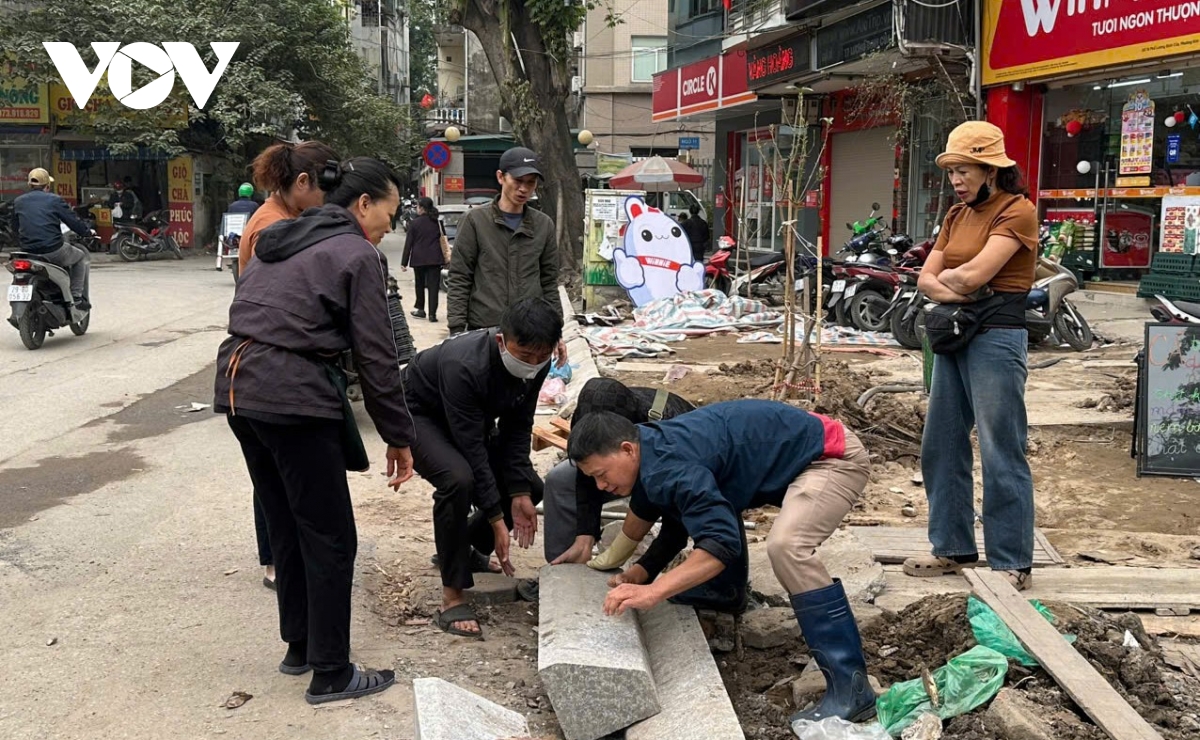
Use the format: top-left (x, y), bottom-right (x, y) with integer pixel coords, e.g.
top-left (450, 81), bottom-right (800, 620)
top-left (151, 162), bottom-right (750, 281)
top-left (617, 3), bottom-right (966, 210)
top-left (318, 159), bottom-right (343, 189)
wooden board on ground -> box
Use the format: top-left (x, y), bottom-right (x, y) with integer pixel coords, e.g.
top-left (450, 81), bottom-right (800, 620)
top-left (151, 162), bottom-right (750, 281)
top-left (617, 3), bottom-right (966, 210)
top-left (1140, 615), bottom-right (1200, 638)
top-left (532, 424), bottom-right (569, 452)
top-left (612, 361), bottom-right (725, 374)
top-left (1161, 642), bottom-right (1200, 678)
top-left (875, 565), bottom-right (1200, 614)
top-left (849, 525), bottom-right (1065, 567)
top-left (965, 568), bottom-right (1165, 740)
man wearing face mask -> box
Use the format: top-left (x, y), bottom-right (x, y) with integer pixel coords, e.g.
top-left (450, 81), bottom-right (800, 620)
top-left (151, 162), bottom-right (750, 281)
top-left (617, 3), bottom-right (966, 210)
top-left (403, 297), bottom-right (563, 638)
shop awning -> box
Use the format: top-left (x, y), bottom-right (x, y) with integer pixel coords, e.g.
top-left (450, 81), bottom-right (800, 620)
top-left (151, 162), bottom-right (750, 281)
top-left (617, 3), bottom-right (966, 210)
top-left (652, 46), bottom-right (758, 123)
top-left (59, 146), bottom-right (173, 161)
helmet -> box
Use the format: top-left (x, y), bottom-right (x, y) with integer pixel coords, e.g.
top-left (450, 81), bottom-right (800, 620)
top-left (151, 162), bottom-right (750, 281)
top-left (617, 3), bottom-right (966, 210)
top-left (238, 182), bottom-right (254, 198)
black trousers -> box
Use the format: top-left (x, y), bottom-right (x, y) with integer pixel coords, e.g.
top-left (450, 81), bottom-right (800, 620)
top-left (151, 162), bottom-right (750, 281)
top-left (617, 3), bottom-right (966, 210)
top-left (410, 413), bottom-right (543, 590)
top-left (413, 265), bottom-right (441, 317)
top-left (253, 492), bottom-right (272, 566)
top-left (227, 415), bottom-right (357, 672)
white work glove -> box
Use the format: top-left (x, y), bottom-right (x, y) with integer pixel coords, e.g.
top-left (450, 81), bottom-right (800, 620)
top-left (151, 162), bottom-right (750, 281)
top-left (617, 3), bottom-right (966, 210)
top-left (587, 532), bottom-right (639, 571)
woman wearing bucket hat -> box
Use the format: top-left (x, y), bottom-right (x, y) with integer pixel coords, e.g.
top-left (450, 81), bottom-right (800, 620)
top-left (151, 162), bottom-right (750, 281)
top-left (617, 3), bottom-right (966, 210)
top-left (903, 121), bottom-right (1039, 592)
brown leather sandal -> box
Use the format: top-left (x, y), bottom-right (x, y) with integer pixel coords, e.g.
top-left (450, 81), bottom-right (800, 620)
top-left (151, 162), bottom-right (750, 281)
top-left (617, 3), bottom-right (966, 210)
top-left (1000, 570), bottom-right (1033, 591)
top-left (902, 555), bottom-right (979, 577)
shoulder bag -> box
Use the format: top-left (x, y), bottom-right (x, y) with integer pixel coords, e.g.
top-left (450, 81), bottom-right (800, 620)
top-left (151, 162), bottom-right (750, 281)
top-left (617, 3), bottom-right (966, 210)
top-left (438, 219), bottom-right (452, 264)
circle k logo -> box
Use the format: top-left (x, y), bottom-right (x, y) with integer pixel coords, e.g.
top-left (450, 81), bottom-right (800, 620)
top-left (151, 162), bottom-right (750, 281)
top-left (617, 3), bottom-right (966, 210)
top-left (43, 41), bottom-right (240, 111)
top-left (681, 65), bottom-right (719, 100)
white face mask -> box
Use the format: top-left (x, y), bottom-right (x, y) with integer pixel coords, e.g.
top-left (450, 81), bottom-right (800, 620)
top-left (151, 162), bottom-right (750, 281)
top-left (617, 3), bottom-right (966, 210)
top-left (498, 339), bottom-right (549, 380)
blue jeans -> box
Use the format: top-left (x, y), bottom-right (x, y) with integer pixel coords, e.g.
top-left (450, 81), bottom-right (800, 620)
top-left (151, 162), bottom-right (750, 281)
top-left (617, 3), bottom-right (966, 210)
top-left (921, 328), bottom-right (1034, 570)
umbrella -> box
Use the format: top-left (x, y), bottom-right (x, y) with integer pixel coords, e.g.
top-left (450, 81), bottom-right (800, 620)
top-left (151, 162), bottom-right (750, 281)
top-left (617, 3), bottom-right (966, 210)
top-left (608, 156), bottom-right (705, 192)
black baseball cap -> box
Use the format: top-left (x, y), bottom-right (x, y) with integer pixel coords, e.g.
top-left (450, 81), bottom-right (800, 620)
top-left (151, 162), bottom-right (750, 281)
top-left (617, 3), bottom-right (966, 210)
top-left (498, 147), bottom-right (542, 178)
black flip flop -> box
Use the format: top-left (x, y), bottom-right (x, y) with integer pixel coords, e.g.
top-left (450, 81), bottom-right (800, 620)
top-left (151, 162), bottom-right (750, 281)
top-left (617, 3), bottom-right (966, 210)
top-left (263, 576), bottom-right (277, 591)
top-left (430, 548), bottom-right (498, 574)
top-left (304, 664), bottom-right (396, 705)
top-left (436, 603), bottom-right (484, 639)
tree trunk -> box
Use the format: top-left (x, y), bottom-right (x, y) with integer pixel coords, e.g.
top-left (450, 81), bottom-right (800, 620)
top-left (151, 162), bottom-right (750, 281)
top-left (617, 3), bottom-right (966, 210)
top-left (456, 0), bottom-right (585, 278)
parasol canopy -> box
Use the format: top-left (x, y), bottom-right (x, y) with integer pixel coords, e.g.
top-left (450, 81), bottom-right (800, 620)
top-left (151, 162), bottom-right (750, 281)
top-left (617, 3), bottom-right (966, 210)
top-left (608, 155), bottom-right (705, 192)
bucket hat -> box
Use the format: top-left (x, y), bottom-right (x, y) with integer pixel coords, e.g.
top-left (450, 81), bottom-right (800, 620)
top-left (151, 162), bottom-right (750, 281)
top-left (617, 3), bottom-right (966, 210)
top-left (936, 121), bottom-right (1016, 169)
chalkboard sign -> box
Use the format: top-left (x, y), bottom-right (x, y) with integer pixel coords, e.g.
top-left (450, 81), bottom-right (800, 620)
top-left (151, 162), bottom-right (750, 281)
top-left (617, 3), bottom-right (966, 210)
top-left (1137, 322), bottom-right (1200, 477)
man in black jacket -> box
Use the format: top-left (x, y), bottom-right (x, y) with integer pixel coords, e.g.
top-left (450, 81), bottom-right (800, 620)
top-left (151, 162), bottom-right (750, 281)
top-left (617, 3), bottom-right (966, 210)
top-left (680, 204), bottom-right (710, 264)
top-left (404, 297), bottom-right (563, 638)
top-left (13, 168), bottom-right (94, 308)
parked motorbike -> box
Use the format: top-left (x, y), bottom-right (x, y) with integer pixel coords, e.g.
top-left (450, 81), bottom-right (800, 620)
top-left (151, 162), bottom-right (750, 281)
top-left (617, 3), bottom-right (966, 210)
top-left (829, 240), bottom-right (928, 331)
top-left (1150, 295), bottom-right (1200, 324)
top-left (5, 250), bottom-right (90, 349)
top-left (1027, 257), bottom-right (1092, 350)
top-left (704, 235), bottom-right (736, 294)
top-left (834, 203), bottom-right (897, 265)
top-left (113, 210), bottom-right (183, 262)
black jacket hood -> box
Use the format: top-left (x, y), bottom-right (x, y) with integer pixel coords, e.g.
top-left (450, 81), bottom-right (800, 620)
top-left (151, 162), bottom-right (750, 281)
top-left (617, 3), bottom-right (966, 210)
top-left (256, 204), bottom-right (365, 263)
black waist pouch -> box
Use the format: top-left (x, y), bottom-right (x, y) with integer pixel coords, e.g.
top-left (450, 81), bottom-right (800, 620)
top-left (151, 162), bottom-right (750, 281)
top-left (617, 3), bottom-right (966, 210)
top-left (322, 362), bottom-right (370, 472)
top-left (925, 293), bottom-right (1006, 355)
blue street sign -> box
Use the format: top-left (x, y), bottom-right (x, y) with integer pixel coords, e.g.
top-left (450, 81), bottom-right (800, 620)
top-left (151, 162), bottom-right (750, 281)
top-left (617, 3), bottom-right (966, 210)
top-left (678, 136), bottom-right (700, 150)
top-left (1167, 134), bottom-right (1181, 164)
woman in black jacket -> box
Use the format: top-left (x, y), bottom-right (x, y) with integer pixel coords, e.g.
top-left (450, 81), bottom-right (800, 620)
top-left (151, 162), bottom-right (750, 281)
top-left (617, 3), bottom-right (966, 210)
top-left (401, 196), bottom-right (445, 323)
top-left (214, 157), bottom-right (413, 706)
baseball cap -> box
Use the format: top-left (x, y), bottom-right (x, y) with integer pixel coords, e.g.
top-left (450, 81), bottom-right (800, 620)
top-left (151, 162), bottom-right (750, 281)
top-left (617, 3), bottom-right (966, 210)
top-left (498, 147), bottom-right (542, 178)
top-left (29, 168), bottom-right (54, 186)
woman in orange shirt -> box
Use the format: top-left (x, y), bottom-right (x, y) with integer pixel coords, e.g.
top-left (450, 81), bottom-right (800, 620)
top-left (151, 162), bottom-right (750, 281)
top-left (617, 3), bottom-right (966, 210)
top-left (238, 141), bottom-right (340, 274)
top-left (904, 121), bottom-right (1039, 592)
top-left (240, 140), bottom-right (339, 589)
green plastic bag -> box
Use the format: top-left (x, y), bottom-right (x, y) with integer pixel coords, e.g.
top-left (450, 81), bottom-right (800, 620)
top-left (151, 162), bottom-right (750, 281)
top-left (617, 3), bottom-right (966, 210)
top-left (875, 645), bottom-right (1008, 737)
top-left (967, 595), bottom-right (1075, 667)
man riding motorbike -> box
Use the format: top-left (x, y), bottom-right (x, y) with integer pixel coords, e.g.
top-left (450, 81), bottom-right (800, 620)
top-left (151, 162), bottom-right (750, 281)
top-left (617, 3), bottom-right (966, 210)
top-left (13, 168), bottom-right (95, 309)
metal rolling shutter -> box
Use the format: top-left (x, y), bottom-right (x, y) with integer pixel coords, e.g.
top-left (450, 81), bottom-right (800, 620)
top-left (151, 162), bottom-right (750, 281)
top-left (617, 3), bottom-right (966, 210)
top-left (829, 127), bottom-right (896, 252)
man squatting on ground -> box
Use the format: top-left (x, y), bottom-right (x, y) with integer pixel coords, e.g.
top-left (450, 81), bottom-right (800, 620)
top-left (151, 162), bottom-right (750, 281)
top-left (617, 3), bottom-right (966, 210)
top-left (568, 399), bottom-right (876, 724)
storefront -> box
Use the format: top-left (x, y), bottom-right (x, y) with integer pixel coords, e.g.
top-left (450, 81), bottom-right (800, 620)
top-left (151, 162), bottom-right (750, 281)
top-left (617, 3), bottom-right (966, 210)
top-left (983, 0), bottom-right (1200, 276)
top-left (0, 71), bottom-right (52, 201)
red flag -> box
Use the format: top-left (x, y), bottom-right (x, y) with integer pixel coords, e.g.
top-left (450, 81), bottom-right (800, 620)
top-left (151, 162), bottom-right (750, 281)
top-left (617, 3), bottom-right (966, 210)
top-left (722, 0), bottom-right (731, 10)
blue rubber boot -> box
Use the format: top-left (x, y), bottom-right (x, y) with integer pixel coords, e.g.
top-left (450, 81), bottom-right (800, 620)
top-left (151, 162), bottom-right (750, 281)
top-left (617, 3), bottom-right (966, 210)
top-left (789, 579), bottom-right (877, 724)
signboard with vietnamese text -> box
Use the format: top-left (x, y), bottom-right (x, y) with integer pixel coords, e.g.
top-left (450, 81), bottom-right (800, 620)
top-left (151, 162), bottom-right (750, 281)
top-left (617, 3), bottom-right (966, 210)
top-left (167, 156), bottom-right (194, 248)
top-left (50, 152), bottom-right (76, 205)
top-left (815, 3), bottom-right (893, 70)
top-left (50, 83), bottom-right (188, 128)
top-left (747, 33), bottom-right (811, 88)
top-left (443, 175), bottom-right (464, 192)
top-left (983, 0), bottom-right (1200, 85)
top-left (0, 79), bottom-right (49, 124)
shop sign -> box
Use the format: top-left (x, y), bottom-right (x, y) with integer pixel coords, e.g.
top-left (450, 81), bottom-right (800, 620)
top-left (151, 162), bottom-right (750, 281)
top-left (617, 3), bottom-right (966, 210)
top-left (50, 83), bottom-right (187, 127)
top-left (746, 33), bottom-right (811, 88)
top-left (0, 78), bottom-right (49, 124)
top-left (167, 155), bottom-right (194, 248)
top-left (596, 151), bottom-right (633, 176)
top-left (651, 49), bottom-right (757, 122)
top-left (1167, 134), bottom-right (1182, 164)
top-left (786, 0), bottom-right (857, 20)
top-left (983, 0), bottom-right (1200, 85)
top-left (815, 3), bottom-right (893, 70)
top-left (443, 175), bottom-right (464, 192)
top-left (1119, 90), bottom-right (1154, 177)
top-left (1039, 186), bottom-right (1200, 199)
top-left (50, 152), bottom-right (76, 205)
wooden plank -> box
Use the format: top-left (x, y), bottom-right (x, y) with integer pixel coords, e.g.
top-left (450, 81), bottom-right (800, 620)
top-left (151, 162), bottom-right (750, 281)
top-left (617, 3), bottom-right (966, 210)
top-left (876, 566), bottom-right (1200, 614)
top-left (964, 569), bottom-right (1164, 740)
top-left (1161, 643), bottom-right (1200, 678)
top-left (549, 417), bottom-right (572, 434)
top-left (849, 526), bottom-right (1063, 567)
top-left (532, 427), bottom-right (568, 452)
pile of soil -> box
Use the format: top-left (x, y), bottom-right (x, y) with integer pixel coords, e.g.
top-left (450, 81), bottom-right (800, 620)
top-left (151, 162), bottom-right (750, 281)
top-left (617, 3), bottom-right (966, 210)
top-left (719, 594), bottom-right (1200, 739)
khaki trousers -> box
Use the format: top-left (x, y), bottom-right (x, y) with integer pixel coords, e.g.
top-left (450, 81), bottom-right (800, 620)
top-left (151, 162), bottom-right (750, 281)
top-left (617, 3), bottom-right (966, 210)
top-left (766, 429), bottom-right (871, 595)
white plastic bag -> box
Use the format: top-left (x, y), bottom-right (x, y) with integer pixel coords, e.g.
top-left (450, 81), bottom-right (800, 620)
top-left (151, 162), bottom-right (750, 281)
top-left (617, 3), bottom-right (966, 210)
top-left (112, 204), bottom-right (123, 219)
top-left (791, 717), bottom-right (891, 740)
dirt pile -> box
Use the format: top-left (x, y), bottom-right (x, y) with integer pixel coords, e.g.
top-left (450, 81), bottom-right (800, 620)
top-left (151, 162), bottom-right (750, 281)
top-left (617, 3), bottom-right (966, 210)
top-left (719, 594), bottom-right (1200, 740)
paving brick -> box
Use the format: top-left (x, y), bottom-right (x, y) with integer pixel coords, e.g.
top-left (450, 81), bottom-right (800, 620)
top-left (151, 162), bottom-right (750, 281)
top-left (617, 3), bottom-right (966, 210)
top-left (412, 677), bottom-right (529, 740)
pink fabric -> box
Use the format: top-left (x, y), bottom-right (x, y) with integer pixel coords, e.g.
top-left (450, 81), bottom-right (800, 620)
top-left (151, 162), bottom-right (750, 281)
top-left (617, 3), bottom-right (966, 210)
top-left (811, 413), bottom-right (846, 459)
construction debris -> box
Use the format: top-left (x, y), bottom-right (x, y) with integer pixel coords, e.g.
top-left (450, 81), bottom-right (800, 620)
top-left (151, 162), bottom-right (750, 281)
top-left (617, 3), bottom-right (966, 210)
top-left (412, 677), bottom-right (530, 740)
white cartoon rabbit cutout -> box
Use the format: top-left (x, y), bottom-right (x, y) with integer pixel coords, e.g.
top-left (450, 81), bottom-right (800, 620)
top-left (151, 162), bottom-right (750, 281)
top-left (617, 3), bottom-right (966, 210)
top-left (612, 196), bottom-right (704, 306)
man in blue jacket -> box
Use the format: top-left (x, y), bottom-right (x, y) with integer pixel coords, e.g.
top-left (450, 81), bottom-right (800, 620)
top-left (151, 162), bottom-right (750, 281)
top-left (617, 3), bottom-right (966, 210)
top-left (568, 399), bottom-right (874, 725)
top-left (13, 168), bottom-right (94, 309)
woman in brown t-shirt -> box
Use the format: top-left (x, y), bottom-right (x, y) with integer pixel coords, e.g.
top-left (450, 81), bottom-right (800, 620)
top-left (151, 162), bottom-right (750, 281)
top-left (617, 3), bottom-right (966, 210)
top-left (904, 121), bottom-right (1039, 592)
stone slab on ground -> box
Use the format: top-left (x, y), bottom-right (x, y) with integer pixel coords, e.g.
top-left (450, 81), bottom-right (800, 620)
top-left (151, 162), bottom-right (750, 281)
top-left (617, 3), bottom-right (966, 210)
top-left (627, 602), bottom-right (745, 740)
top-left (748, 528), bottom-right (886, 607)
top-left (471, 573), bottom-right (519, 605)
top-left (984, 689), bottom-right (1057, 740)
top-left (741, 606), bottom-right (800, 650)
top-left (412, 677), bottom-right (530, 740)
top-left (537, 564), bottom-right (660, 740)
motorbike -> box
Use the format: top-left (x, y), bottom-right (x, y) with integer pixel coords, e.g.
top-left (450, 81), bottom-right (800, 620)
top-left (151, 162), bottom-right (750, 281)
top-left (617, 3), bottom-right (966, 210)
top-left (1150, 295), bottom-right (1200, 324)
top-left (5, 248), bottom-right (90, 350)
top-left (834, 203), bottom-right (897, 266)
top-left (113, 210), bottom-right (183, 262)
top-left (829, 240), bottom-right (928, 331)
top-left (704, 235), bottom-right (736, 295)
top-left (1027, 257), bottom-right (1092, 350)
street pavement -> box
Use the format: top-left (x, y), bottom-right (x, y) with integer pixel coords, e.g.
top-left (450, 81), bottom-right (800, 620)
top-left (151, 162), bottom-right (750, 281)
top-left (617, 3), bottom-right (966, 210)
top-left (0, 233), bottom-right (449, 739)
